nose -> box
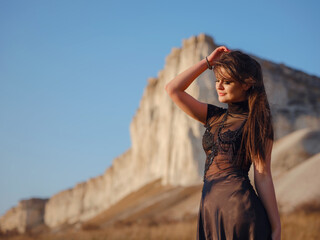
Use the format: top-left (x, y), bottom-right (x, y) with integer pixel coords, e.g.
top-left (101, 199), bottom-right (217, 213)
top-left (216, 81), bottom-right (224, 90)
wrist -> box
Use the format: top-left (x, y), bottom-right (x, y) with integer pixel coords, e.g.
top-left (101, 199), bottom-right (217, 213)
top-left (205, 56), bottom-right (213, 70)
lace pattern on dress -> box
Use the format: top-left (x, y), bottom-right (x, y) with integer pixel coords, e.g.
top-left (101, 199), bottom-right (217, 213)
top-left (202, 103), bottom-right (249, 181)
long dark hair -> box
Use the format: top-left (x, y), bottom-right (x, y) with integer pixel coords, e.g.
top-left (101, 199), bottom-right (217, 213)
top-left (213, 50), bottom-right (274, 168)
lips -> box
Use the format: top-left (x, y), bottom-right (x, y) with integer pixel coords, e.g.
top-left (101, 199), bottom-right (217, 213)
top-left (218, 92), bottom-right (226, 96)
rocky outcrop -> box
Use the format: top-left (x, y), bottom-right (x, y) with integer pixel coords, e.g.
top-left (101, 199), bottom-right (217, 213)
top-left (44, 150), bottom-right (137, 228)
top-left (260, 60), bottom-right (320, 138)
top-left (275, 153), bottom-right (320, 213)
top-left (44, 34), bottom-right (219, 228)
top-left (1, 34), bottom-right (320, 231)
top-left (271, 128), bottom-right (320, 180)
top-left (260, 128), bottom-right (320, 213)
top-left (0, 198), bottom-right (47, 234)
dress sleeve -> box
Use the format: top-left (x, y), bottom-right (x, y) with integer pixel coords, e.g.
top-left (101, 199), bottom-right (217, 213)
top-left (204, 104), bottom-right (225, 128)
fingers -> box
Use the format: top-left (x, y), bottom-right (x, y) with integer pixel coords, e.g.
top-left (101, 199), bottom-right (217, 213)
top-left (210, 46), bottom-right (228, 57)
top-left (218, 46), bottom-right (230, 52)
top-left (207, 46), bottom-right (231, 63)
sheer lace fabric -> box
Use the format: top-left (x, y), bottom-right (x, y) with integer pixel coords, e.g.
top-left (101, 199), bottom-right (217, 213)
top-left (202, 103), bottom-right (250, 180)
top-left (197, 101), bottom-right (272, 240)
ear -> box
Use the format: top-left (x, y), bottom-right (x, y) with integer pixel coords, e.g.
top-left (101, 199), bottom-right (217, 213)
top-left (241, 83), bottom-right (251, 91)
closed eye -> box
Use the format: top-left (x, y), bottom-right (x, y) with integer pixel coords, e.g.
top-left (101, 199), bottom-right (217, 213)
top-left (215, 79), bottom-right (233, 85)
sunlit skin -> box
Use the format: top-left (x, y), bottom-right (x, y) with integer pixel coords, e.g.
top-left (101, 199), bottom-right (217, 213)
top-left (213, 66), bottom-right (281, 240)
top-left (165, 46), bottom-right (281, 240)
top-left (215, 68), bottom-right (251, 103)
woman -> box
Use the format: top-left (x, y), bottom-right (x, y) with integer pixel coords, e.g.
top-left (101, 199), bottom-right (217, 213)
top-left (165, 46), bottom-right (281, 240)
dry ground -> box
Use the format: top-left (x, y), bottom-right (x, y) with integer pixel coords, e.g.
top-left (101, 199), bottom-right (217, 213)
top-left (2, 211), bottom-right (320, 240)
top-left (2, 180), bottom-right (320, 240)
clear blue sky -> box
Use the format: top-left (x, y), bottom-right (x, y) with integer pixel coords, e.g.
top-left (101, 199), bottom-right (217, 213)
top-left (1, 0), bottom-right (319, 216)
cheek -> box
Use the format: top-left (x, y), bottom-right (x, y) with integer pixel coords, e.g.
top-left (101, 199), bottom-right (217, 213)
top-left (227, 85), bottom-right (242, 95)
top-left (225, 85), bottom-right (233, 92)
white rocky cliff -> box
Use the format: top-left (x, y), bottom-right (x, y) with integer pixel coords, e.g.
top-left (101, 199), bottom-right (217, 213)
top-left (0, 198), bottom-right (47, 234)
top-left (1, 34), bottom-right (320, 233)
top-left (44, 34), bottom-right (218, 228)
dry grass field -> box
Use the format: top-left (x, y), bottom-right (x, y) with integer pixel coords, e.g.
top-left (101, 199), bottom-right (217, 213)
top-left (2, 210), bottom-right (320, 240)
top-left (2, 180), bottom-right (320, 240)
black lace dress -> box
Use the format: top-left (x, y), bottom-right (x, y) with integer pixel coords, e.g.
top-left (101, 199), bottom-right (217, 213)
top-left (196, 100), bottom-right (272, 240)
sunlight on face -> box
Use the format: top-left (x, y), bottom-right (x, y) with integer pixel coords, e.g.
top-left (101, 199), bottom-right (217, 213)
top-left (214, 68), bottom-right (248, 103)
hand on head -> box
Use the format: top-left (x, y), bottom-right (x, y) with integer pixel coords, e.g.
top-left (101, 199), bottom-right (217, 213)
top-left (207, 46), bottom-right (230, 66)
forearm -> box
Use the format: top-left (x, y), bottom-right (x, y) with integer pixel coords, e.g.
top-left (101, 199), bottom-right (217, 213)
top-left (165, 58), bottom-right (208, 94)
top-left (254, 174), bottom-right (281, 234)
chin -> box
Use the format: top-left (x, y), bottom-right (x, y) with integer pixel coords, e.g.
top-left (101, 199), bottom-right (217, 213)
top-left (218, 97), bottom-right (229, 103)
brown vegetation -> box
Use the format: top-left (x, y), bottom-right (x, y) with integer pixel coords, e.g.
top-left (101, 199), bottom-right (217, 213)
top-left (2, 179), bottom-right (320, 240)
top-left (280, 211), bottom-right (320, 240)
top-left (2, 210), bottom-right (320, 240)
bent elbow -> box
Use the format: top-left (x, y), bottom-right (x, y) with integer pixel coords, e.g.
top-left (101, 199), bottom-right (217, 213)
top-left (165, 82), bottom-right (170, 93)
top-left (165, 82), bottom-right (174, 96)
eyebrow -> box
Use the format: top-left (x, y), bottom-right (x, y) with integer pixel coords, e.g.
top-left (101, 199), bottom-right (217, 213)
top-left (216, 78), bottom-right (234, 82)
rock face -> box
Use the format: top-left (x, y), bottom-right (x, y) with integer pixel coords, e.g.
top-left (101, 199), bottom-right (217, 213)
top-left (0, 198), bottom-right (47, 234)
top-left (261, 61), bottom-right (320, 139)
top-left (271, 128), bottom-right (320, 180)
top-left (1, 34), bottom-right (320, 231)
top-left (44, 34), bottom-right (219, 228)
top-left (275, 152), bottom-right (320, 213)
top-left (270, 129), bottom-right (320, 213)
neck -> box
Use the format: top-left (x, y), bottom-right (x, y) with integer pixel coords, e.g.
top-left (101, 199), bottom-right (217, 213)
top-left (227, 99), bottom-right (249, 114)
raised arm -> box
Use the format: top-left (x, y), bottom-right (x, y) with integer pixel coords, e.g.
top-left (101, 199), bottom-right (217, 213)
top-left (253, 139), bottom-right (281, 240)
top-left (165, 46), bottom-right (229, 125)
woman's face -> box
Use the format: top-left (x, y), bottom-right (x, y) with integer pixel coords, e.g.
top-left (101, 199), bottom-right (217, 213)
top-left (215, 68), bottom-right (250, 103)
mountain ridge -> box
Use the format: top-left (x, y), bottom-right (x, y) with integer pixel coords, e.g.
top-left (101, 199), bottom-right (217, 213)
top-left (1, 33), bottom-right (320, 234)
